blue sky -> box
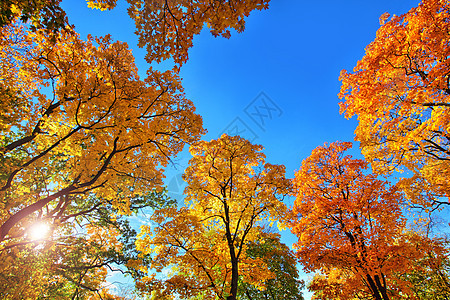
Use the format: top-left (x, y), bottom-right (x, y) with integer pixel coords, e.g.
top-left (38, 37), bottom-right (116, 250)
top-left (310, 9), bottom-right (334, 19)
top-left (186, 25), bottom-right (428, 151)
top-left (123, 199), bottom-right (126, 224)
top-left (61, 0), bottom-right (420, 298)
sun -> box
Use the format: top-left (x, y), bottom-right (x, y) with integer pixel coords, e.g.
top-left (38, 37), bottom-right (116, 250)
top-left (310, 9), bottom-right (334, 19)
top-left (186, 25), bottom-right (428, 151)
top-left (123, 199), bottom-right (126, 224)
top-left (29, 222), bottom-right (50, 240)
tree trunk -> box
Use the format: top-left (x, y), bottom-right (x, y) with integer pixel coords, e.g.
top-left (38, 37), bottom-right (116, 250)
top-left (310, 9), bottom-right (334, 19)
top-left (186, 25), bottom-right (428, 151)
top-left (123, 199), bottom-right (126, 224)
top-left (365, 274), bottom-right (383, 300)
top-left (374, 274), bottom-right (390, 300)
top-left (227, 260), bottom-right (238, 300)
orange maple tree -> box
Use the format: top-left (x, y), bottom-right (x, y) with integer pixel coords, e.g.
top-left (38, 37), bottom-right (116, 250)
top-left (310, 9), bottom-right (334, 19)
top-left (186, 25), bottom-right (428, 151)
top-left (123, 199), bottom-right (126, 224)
top-left (290, 141), bottom-right (422, 300)
top-left (135, 135), bottom-right (291, 300)
top-left (339, 0), bottom-right (450, 209)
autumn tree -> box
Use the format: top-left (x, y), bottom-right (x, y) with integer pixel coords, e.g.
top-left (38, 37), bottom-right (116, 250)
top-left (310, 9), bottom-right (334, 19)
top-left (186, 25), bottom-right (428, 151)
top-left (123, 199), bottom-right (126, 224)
top-left (307, 234), bottom-right (450, 300)
top-left (0, 188), bottom-right (174, 299)
top-left (0, 19), bottom-right (203, 297)
top-left (135, 134), bottom-right (292, 300)
top-left (0, 19), bottom-right (204, 242)
top-left (394, 232), bottom-right (450, 300)
top-left (290, 141), bottom-right (423, 300)
top-left (338, 0), bottom-right (450, 209)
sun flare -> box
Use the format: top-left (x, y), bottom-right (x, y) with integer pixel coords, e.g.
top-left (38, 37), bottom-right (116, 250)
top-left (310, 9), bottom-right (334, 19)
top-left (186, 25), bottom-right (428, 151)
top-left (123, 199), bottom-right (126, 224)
top-left (29, 223), bottom-right (50, 240)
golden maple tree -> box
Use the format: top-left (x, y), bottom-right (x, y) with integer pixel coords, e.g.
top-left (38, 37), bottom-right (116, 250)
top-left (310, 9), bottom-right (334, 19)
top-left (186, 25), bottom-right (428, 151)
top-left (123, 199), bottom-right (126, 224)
top-left (0, 19), bottom-right (203, 298)
top-left (135, 135), bottom-right (291, 300)
top-left (0, 21), bottom-right (203, 243)
top-left (339, 0), bottom-right (450, 209)
top-left (290, 141), bottom-right (424, 300)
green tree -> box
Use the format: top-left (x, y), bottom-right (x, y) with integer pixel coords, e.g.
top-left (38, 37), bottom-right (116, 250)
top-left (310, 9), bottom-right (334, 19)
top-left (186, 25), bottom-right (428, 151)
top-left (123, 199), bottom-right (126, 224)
top-left (238, 231), bottom-right (304, 300)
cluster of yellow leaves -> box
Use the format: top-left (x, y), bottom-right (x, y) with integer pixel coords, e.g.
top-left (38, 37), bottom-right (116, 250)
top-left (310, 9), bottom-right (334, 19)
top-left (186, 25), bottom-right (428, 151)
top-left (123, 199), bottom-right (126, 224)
top-left (308, 268), bottom-right (362, 300)
top-left (239, 256), bottom-right (275, 291)
top-left (136, 207), bottom-right (230, 299)
top-left (87, 0), bottom-right (118, 11)
top-left (339, 0), bottom-right (450, 206)
top-left (0, 0), bottom-right (66, 32)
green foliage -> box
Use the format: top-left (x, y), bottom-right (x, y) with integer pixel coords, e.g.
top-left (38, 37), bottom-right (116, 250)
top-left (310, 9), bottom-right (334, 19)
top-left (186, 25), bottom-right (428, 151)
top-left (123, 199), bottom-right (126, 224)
top-left (0, 0), bottom-right (67, 32)
top-left (238, 231), bottom-right (304, 300)
top-left (0, 190), bottom-right (174, 299)
top-left (395, 235), bottom-right (450, 299)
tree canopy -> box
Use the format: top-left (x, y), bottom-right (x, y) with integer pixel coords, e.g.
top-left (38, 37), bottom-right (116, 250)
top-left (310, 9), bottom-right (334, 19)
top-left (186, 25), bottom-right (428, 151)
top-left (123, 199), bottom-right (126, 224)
top-left (0, 0), bottom-right (271, 297)
top-left (1, 0), bottom-right (450, 299)
top-left (339, 0), bottom-right (450, 209)
top-left (1, 0), bottom-right (271, 66)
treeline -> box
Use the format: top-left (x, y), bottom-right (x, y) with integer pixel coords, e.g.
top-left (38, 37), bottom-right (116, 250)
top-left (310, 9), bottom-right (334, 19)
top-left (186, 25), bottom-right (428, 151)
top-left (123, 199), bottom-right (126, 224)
top-left (0, 0), bottom-right (448, 299)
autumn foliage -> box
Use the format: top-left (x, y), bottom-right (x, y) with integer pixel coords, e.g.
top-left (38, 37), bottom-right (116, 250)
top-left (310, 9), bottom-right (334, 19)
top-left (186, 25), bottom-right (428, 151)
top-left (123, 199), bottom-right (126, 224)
top-left (125, 0), bottom-right (271, 66)
top-left (0, 0), bottom-right (66, 32)
top-left (0, 0), bottom-right (272, 297)
top-left (1, 0), bottom-right (450, 299)
top-left (0, 21), bottom-right (203, 243)
top-left (339, 0), bottom-right (450, 208)
top-left (135, 135), bottom-right (291, 300)
top-left (291, 142), bottom-right (426, 300)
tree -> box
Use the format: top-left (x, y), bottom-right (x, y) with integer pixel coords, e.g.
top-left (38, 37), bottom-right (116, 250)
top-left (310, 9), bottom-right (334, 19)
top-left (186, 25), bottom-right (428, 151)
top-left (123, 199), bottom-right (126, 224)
top-left (307, 234), bottom-right (450, 300)
top-left (290, 141), bottom-right (422, 300)
top-left (238, 231), bottom-right (304, 300)
top-left (0, 189), bottom-right (173, 299)
top-left (0, 20), bottom-right (203, 297)
top-left (124, 0), bottom-right (271, 66)
top-left (338, 0), bottom-right (450, 209)
top-left (0, 20), bottom-right (204, 243)
top-left (135, 134), bottom-right (291, 300)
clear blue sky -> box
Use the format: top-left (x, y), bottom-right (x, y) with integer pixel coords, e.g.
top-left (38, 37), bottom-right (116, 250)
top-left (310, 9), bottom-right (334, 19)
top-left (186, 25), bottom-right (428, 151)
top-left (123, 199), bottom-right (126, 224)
top-left (61, 1), bottom-right (419, 298)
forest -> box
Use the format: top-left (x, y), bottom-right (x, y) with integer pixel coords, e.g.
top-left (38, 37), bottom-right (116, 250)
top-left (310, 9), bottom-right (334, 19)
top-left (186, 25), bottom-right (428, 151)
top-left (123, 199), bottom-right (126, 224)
top-left (0, 0), bottom-right (449, 299)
